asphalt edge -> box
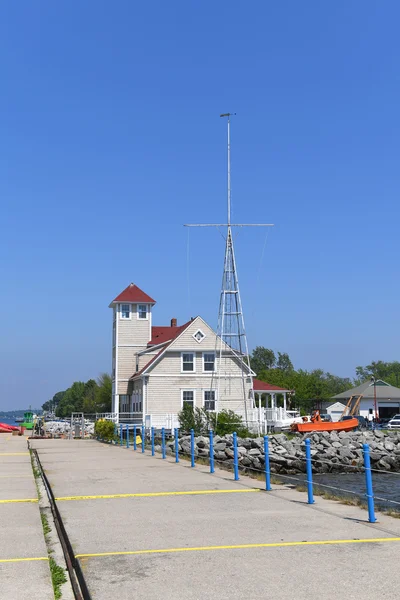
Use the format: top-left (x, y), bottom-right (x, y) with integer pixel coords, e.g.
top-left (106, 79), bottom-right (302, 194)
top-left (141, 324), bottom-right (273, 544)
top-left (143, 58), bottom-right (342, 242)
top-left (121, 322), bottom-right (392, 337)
top-left (29, 442), bottom-right (78, 600)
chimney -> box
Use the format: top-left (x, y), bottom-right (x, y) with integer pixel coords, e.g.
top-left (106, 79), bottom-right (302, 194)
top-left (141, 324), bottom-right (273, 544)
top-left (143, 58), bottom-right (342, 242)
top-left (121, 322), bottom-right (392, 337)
top-left (171, 318), bottom-right (177, 327)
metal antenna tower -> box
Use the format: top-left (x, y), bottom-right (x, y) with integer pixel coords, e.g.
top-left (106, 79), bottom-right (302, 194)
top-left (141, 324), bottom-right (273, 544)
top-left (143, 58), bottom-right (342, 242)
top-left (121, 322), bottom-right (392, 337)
top-left (185, 114), bottom-right (273, 423)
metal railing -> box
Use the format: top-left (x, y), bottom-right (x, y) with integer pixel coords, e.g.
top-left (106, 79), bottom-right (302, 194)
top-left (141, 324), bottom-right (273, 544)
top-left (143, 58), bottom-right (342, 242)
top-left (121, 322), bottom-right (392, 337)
top-left (96, 426), bottom-right (400, 523)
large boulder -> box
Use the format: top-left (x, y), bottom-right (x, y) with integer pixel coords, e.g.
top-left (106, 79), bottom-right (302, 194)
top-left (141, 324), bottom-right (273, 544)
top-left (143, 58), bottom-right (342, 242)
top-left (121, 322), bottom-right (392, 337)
top-left (214, 442), bottom-right (227, 451)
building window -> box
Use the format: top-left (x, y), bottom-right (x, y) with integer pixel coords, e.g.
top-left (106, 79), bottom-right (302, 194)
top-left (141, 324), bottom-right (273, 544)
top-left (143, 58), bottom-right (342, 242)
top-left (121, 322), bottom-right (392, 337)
top-left (182, 390), bottom-right (195, 409)
top-left (204, 390), bottom-right (216, 411)
top-left (119, 394), bottom-right (130, 413)
top-left (121, 304), bottom-right (130, 319)
top-left (137, 304), bottom-right (147, 320)
top-left (113, 322), bottom-right (116, 346)
top-left (203, 352), bottom-right (215, 372)
top-left (182, 352), bottom-right (195, 372)
top-left (193, 329), bottom-right (205, 343)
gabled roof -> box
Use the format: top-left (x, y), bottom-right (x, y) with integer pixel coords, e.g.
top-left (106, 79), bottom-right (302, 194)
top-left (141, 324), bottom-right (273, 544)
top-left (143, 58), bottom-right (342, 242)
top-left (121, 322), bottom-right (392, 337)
top-left (132, 319), bottom-right (194, 378)
top-left (253, 378), bottom-right (291, 392)
top-left (110, 283), bottom-right (156, 305)
top-left (149, 323), bottom-right (191, 346)
top-left (333, 379), bottom-right (400, 400)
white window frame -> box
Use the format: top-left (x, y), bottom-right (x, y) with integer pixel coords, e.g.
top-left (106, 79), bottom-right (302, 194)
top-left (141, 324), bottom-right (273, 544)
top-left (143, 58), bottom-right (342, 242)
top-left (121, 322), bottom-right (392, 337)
top-left (203, 389), bottom-right (217, 411)
top-left (181, 352), bottom-right (195, 373)
top-left (181, 389), bottom-right (196, 409)
top-left (202, 352), bottom-right (216, 373)
top-left (192, 328), bottom-right (206, 343)
top-left (137, 304), bottom-right (148, 320)
top-left (120, 304), bottom-right (131, 320)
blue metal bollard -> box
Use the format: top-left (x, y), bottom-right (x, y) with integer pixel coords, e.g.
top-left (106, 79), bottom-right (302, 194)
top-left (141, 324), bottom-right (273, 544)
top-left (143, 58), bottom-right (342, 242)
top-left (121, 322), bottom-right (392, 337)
top-left (305, 439), bottom-right (315, 504)
top-left (161, 427), bottom-right (166, 459)
top-left (363, 444), bottom-right (377, 523)
top-left (264, 435), bottom-right (271, 491)
top-left (209, 430), bottom-right (215, 474)
top-left (151, 426), bottom-right (155, 456)
top-left (175, 428), bottom-right (179, 463)
top-left (126, 425), bottom-right (130, 449)
top-left (120, 424), bottom-right (123, 446)
top-left (190, 428), bottom-right (195, 467)
top-left (141, 425), bottom-right (145, 453)
top-left (233, 432), bottom-right (239, 481)
top-left (133, 425), bottom-right (137, 451)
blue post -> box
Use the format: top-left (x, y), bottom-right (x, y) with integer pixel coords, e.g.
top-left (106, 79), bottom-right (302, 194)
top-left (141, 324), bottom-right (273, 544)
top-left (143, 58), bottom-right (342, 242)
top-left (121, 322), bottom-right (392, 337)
top-left (114, 423), bottom-right (117, 443)
top-left (233, 432), bottom-right (239, 481)
top-left (264, 435), bottom-right (271, 491)
top-left (209, 430), bottom-right (215, 474)
top-left (120, 424), bottom-right (123, 446)
top-left (151, 427), bottom-right (155, 456)
top-left (133, 425), bottom-right (137, 451)
top-left (161, 428), bottom-right (166, 459)
top-left (305, 439), bottom-right (315, 504)
top-left (141, 425), bottom-right (145, 453)
top-left (126, 425), bottom-right (130, 449)
top-left (175, 428), bottom-right (179, 463)
top-left (363, 443), bottom-right (377, 523)
top-left (190, 429), bottom-right (195, 467)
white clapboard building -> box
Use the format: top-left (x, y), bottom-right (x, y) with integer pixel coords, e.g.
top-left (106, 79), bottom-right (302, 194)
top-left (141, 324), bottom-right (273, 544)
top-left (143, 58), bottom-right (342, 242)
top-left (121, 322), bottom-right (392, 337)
top-left (110, 283), bottom-right (291, 430)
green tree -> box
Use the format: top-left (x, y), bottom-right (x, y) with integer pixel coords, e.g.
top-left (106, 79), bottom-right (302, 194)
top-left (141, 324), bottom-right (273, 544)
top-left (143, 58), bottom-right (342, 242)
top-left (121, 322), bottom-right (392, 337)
top-left (250, 347), bottom-right (276, 373)
top-left (276, 352), bottom-right (294, 372)
top-left (94, 373), bottom-right (112, 413)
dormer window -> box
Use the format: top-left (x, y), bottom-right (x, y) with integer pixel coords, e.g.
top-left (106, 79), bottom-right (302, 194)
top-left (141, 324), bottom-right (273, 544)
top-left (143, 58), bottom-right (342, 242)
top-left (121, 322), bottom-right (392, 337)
top-left (193, 329), bottom-right (205, 343)
top-left (121, 304), bottom-right (131, 319)
top-left (137, 304), bottom-right (148, 320)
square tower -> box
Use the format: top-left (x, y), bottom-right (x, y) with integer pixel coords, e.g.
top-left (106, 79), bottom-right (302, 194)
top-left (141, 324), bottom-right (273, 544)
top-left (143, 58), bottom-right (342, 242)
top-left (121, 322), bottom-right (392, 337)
top-left (109, 283), bottom-right (156, 418)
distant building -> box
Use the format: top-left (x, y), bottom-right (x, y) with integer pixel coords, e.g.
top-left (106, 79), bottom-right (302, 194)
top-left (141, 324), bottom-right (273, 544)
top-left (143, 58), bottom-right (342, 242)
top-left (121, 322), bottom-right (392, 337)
top-left (332, 379), bottom-right (400, 419)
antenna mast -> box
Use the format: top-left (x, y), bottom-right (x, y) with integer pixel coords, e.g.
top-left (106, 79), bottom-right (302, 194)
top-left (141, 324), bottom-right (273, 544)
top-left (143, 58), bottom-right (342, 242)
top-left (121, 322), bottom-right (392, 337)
top-left (185, 114), bottom-right (273, 427)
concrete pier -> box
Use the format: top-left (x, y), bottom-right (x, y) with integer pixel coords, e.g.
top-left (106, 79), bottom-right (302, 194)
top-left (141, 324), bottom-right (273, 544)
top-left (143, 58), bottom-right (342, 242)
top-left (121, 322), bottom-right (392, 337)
top-left (0, 434), bottom-right (53, 600)
top-left (30, 438), bottom-right (400, 599)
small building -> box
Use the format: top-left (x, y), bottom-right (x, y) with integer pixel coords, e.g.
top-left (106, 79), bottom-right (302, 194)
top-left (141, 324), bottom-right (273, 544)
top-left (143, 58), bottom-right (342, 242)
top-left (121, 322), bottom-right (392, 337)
top-left (332, 379), bottom-right (400, 419)
top-left (320, 401), bottom-right (347, 422)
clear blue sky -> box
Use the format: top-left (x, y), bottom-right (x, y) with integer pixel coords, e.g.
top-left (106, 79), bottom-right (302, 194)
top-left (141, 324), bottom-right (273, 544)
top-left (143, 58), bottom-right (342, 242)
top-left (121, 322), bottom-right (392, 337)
top-left (1, 1), bottom-right (399, 410)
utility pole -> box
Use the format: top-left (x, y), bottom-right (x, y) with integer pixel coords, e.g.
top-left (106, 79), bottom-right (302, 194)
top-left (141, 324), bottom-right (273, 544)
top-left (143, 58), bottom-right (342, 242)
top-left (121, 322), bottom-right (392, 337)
top-left (185, 114), bottom-right (273, 424)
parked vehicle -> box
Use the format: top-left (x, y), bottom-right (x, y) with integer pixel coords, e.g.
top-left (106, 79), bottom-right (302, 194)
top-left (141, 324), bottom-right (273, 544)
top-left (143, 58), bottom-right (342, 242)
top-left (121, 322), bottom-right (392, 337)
top-left (319, 414), bottom-right (332, 422)
top-left (388, 415), bottom-right (400, 430)
top-left (340, 415), bottom-right (367, 430)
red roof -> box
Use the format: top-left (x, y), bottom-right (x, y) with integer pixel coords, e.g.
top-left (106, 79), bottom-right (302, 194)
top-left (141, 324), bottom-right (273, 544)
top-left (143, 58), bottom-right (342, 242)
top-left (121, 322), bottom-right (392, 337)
top-left (253, 378), bottom-right (290, 392)
top-left (149, 323), bottom-right (191, 346)
top-left (112, 283), bottom-right (156, 304)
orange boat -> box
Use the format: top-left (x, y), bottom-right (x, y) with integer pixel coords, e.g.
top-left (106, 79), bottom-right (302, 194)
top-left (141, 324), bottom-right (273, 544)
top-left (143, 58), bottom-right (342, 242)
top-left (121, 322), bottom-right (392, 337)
top-left (291, 410), bottom-right (358, 433)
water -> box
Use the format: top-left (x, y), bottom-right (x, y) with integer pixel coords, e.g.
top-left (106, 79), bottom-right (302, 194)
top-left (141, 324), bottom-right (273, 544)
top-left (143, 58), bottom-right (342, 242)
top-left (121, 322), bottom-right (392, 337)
top-left (277, 471), bottom-right (400, 512)
top-left (0, 416), bottom-right (19, 426)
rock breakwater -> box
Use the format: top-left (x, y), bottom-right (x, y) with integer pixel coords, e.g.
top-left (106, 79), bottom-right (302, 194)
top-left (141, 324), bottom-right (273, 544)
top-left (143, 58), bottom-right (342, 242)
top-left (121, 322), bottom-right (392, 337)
top-left (167, 430), bottom-right (400, 474)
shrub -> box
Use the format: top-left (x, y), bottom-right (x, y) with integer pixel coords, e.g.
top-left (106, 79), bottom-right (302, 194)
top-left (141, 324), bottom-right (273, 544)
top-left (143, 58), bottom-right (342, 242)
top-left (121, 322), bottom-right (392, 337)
top-left (178, 404), bottom-right (205, 435)
top-left (178, 406), bottom-right (251, 437)
top-left (94, 419), bottom-right (115, 442)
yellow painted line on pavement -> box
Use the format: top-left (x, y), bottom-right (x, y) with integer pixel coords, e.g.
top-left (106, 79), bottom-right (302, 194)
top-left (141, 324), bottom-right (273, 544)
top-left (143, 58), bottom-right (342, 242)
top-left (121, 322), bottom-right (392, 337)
top-left (0, 556), bottom-right (48, 563)
top-left (0, 453), bottom-right (30, 456)
top-left (0, 498), bottom-right (38, 504)
top-left (76, 537), bottom-right (400, 559)
top-left (55, 489), bottom-right (260, 502)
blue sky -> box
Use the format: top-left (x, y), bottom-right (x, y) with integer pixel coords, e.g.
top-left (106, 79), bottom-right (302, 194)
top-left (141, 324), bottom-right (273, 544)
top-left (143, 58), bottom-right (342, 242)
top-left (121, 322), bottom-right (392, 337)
top-left (1, 1), bottom-right (399, 410)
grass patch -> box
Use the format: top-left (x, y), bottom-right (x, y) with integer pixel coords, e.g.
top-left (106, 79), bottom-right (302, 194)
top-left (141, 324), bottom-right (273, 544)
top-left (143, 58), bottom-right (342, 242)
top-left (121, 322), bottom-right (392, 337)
top-left (49, 557), bottom-right (67, 600)
top-left (41, 512), bottom-right (51, 537)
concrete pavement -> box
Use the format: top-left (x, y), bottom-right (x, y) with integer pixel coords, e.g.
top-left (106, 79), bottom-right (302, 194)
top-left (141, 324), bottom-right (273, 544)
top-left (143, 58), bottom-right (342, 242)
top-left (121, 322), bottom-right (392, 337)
top-left (0, 433), bottom-right (53, 600)
top-left (31, 438), bottom-right (400, 600)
